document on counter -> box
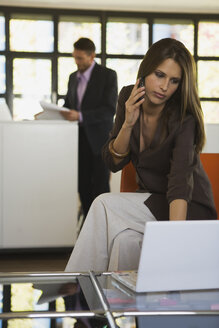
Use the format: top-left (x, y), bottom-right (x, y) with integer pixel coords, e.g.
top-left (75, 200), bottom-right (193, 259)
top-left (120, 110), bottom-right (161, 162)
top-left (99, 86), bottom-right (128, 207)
top-left (35, 100), bottom-right (70, 120)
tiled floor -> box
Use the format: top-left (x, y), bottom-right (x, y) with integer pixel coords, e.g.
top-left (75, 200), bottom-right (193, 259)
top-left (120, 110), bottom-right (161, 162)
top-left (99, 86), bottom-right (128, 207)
top-left (0, 249), bottom-right (72, 272)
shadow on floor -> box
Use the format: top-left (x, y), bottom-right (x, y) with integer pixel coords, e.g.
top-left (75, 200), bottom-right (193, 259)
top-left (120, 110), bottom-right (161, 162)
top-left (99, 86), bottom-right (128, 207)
top-left (0, 248), bottom-right (72, 272)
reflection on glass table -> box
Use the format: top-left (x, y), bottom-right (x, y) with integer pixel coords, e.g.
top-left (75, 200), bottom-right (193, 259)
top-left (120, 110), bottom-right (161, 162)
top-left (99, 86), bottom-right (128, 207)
top-left (0, 272), bottom-right (106, 328)
top-left (98, 275), bottom-right (219, 311)
top-left (97, 274), bottom-right (219, 328)
top-left (0, 272), bottom-right (219, 328)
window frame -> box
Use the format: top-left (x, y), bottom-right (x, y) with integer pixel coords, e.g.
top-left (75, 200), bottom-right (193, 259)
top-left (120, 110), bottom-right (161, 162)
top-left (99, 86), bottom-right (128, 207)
top-left (0, 6), bottom-right (218, 120)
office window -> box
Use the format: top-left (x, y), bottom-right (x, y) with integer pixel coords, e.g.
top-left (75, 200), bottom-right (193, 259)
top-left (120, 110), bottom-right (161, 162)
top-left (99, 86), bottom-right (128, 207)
top-left (153, 19), bottom-right (194, 54)
top-left (106, 18), bottom-right (148, 55)
top-left (0, 6), bottom-right (218, 123)
top-left (0, 14), bottom-right (5, 50)
top-left (58, 57), bottom-right (77, 95)
top-left (197, 22), bottom-right (219, 123)
top-left (198, 60), bottom-right (219, 123)
top-left (198, 61), bottom-right (219, 98)
top-left (0, 55), bottom-right (5, 93)
top-left (13, 58), bottom-right (51, 120)
top-left (107, 58), bottom-right (142, 93)
top-left (198, 22), bottom-right (219, 56)
top-left (201, 102), bottom-right (219, 124)
top-left (58, 16), bottom-right (101, 53)
top-left (10, 14), bottom-right (54, 52)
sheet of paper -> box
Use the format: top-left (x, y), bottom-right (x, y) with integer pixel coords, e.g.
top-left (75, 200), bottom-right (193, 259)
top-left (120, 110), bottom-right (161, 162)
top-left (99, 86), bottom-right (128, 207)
top-left (34, 281), bottom-right (77, 304)
top-left (36, 101), bottom-right (70, 120)
top-left (34, 283), bottom-right (66, 304)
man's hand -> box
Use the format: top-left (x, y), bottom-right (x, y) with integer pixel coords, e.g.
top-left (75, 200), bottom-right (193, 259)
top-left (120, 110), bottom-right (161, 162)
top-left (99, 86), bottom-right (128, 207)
top-left (61, 109), bottom-right (79, 121)
top-left (34, 112), bottom-right (42, 120)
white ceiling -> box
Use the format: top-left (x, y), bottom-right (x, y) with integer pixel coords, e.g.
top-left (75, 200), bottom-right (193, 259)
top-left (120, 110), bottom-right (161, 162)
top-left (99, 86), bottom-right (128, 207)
top-left (0, 0), bottom-right (219, 13)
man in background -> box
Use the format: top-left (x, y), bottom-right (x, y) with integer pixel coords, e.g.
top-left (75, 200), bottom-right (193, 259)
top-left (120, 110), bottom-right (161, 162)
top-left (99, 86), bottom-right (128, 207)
top-left (61, 37), bottom-right (118, 223)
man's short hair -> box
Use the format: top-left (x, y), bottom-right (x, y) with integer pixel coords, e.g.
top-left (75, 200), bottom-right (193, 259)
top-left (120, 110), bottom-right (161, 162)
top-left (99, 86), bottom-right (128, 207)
top-left (73, 37), bottom-right (96, 54)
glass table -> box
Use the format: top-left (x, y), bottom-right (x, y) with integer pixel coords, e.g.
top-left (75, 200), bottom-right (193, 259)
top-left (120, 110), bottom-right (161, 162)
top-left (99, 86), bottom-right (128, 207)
top-left (0, 271), bottom-right (219, 328)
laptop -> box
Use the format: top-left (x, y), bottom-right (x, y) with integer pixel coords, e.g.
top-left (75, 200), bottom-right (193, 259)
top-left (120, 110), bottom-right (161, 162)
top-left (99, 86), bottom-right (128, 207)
top-left (136, 315), bottom-right (219, 328)
top-left (112, 220), bottom-right (219, 293)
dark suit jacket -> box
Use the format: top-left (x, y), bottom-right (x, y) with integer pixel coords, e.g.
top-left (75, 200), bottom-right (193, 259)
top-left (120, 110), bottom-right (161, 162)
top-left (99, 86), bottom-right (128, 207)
top-left (64, 62), bottom-right (118, 154)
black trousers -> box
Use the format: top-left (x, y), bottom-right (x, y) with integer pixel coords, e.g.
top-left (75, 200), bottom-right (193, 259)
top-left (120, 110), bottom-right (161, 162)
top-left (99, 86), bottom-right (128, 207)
top-left (78, 127), bottom-right (110, 218)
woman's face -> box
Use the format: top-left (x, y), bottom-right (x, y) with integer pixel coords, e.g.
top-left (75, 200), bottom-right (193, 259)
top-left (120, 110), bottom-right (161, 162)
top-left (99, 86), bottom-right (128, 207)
top-left (144, 58), bottom-right (182, 108)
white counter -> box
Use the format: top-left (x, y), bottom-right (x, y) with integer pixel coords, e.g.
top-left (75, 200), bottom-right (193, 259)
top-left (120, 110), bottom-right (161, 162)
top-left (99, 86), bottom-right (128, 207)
top-left (0, 121), bottom-right (78, 249)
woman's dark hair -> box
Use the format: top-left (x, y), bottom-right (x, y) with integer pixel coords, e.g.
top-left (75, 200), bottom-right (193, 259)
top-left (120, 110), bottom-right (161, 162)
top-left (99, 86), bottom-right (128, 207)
top-left (137, 38), bottom-right (205, 152)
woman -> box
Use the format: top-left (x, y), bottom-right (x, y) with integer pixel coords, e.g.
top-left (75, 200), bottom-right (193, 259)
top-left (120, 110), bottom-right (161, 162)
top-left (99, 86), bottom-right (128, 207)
top-left (65, 38), bottom-right (217, 273)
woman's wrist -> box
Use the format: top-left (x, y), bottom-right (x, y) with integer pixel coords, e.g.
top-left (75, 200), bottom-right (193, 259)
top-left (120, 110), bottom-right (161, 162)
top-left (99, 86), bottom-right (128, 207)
top-left (122, 121), bottom-right (134, 130)
top-left (108, 139), bottom-right (130, 159)
top-left (169, 199), bottom-right (187, 220)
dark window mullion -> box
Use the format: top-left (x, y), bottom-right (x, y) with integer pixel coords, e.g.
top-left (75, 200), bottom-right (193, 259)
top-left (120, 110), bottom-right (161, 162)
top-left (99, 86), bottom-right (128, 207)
top-left (101, 11), bottom-right (107, 66)
top-left (5, 11), bottom-right (13, 112)
top-left (148, 17), bottom-right (153, 47)
top-left (52, 13), bottom-right (58, 103)
top-left (193, 18), bottom-right (199, 87)
top-left (0, 5), bottom-right (218, 117)
top-left (200, 98), bottom-right (219, 101)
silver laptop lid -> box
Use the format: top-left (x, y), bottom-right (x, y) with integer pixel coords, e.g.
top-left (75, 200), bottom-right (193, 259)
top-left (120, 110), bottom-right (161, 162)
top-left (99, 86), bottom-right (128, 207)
top-left (136, 220), bottom-right (219, 292)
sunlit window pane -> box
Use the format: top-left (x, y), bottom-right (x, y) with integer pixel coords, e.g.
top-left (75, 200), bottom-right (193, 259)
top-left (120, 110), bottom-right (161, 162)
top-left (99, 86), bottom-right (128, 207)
top-left (198, 22), bottom-right (219, 56)
top-left (10, 14), bottom-right (54, 52)
top-left (153, 19), bottom-right (194, 54)
top-left (0, 14), bottom-right (5, 50)
top-left (201, 101), bottom-right (219, 124)
top-left (107, 58), bottom-right (142, 93)
top-left (58, 57), bottom-right (77, 95)
top-left (13, 58), bottom-right (51, 120)
top-left (107, 18), bottom-right (148, 55)
top-left (198, 61), bottom-right (219, 98)
top-left (0, 98), bottom-right (6, 105)
top-left (0, 55), bottom-right (5, 93)
top-left (58, 16), bottom-right (101, 53)
top-left (13, 58), bottom-right (51, 95)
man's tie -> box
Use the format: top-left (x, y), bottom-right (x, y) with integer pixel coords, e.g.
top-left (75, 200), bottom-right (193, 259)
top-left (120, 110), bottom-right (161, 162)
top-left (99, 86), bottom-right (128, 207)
top-left (77, 74), bottom-right (87, 110)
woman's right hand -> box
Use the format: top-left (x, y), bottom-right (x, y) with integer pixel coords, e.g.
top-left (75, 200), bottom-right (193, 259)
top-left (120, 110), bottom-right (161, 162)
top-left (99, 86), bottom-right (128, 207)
top-left (124, 78), bottom-right (145, 128)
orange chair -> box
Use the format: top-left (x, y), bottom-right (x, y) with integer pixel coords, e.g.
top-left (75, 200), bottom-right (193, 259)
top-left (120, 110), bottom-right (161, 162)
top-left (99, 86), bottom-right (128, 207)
top-left (120, 161), bottom-right (138, 193)
top-left (200, 153), bottom-right (219, 218)
top-left (120, 154), bottom-right (219, 218)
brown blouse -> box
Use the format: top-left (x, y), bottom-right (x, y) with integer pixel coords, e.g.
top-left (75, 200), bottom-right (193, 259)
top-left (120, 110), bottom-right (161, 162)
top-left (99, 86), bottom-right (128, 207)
top-left (102, 85), bottom-right (217, 221)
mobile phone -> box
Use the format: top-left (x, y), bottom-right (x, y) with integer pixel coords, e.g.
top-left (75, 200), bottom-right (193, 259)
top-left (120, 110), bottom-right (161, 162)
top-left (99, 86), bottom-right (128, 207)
top-left (138, 77), bottom-right (145, 101)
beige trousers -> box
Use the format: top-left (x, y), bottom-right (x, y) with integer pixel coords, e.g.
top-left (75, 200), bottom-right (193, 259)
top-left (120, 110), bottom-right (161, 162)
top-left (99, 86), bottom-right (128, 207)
top-left (65, 192), bottom-right (156, 272)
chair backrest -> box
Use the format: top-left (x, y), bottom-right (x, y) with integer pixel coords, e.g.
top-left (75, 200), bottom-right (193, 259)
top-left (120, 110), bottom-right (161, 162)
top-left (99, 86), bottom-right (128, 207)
top-left (200, 153), bottom-right (219, 218)
top-left (120, 161), bottom-right (137, 192)
top-left (120, 154), bottom-right (219, 218)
